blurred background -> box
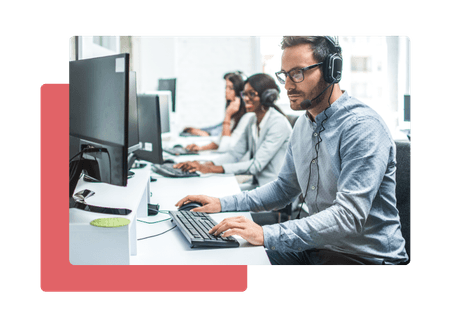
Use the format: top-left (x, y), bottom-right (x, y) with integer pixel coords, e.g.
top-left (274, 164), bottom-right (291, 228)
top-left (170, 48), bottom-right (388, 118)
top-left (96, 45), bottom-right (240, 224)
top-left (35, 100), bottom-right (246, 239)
top-left (70, 36), bottom-right (410, 139)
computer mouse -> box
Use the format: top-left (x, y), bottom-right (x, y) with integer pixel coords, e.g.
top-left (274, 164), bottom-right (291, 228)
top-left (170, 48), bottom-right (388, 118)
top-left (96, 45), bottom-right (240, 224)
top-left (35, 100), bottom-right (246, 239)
top-left (163, 159), bottom-right (175, 164)
top-left (173, 144), bottom-right (183, 148)
top-left (178, 202), bottom-right (203, 212)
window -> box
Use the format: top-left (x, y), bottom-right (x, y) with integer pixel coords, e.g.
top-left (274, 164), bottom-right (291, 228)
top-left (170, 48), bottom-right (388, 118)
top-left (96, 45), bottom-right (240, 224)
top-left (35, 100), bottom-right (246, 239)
top-left (351, 56), bottom-right (370, 72)
top-left (259, 36), bottom-right (410, 138)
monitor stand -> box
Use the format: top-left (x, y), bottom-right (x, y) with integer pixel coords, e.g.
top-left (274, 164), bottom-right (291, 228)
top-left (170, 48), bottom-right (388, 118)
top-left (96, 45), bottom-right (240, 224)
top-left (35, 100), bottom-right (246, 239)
top-left (131, 161), bottom-right (147, 169)
top-left (70, 157), bottom-right (132, 216)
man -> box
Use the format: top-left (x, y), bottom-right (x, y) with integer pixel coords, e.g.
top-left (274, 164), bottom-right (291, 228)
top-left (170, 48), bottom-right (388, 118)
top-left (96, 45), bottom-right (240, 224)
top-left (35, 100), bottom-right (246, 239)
top-left (175, 36), bottom-right (408, 265)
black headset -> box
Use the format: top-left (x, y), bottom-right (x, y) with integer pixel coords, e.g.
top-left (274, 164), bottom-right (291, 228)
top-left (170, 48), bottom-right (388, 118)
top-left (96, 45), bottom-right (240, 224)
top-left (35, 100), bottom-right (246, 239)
top-left (322, 36), bottom-right (343, 84)
top-left (260, 88), bottom-right (279, 106)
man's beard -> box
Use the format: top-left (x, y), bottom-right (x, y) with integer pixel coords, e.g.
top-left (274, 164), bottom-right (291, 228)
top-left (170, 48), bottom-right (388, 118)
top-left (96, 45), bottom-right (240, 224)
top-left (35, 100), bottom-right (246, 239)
top-left (288, 79), bottom-right (329, 110)
top-left (308, 79), bottom-right (329, 108)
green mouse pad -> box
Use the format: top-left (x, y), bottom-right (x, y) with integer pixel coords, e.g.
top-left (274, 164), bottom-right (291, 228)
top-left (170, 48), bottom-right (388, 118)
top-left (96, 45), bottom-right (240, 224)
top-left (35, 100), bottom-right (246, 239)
top-left (90, 217), bottom-right (130, 228)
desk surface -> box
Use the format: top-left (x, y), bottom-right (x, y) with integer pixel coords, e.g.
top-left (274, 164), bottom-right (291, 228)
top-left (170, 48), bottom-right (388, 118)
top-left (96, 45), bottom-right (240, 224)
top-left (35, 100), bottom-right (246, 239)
top-left (130, 163), bottom-right (270, 265)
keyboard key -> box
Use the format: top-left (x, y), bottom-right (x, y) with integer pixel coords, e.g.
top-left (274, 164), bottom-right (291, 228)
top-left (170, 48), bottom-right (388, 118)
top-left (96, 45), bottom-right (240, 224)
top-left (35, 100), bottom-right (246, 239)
top-left (169, 210), bottom-right (239, 248)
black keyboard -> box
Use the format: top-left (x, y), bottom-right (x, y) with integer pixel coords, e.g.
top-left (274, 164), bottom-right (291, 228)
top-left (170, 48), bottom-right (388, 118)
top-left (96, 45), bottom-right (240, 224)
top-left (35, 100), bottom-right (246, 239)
top-left (163, 147), bottom-right (198, 156)
top-left (152, 164), bottom-right (200, 178)
top-left (170, 210), bottom-right (240, 248)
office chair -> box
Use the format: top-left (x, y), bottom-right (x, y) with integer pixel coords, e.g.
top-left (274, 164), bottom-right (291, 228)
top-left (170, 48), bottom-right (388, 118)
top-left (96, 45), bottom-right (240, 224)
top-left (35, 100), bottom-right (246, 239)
top-left (395, 140), bottom-right (411, 264)
top-left (251, 204), bottom-right (293, 226)
top-left (250, 114), bottom-right (300, 225)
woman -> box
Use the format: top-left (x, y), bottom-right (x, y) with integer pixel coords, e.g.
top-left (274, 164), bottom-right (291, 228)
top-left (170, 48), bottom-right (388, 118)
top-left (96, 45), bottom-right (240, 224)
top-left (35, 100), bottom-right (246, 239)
top-left (175, 73), bottom-right (293, 187)
top-left (183, 71), bottom-right (253, 153)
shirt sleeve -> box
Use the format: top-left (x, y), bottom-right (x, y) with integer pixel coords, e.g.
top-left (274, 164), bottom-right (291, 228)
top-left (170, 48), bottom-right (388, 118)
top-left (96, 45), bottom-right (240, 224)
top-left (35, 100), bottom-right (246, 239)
top-left (213, 123), bottom-right (250, 166)
top-left (218, 117), bottom-right (291, 176)
top-left (216, 135), bottom-right (231, 152)
top-left (262, 115), bottom-right (393, 253)
top-left (220, 138), bottom-right (301, 212)
top-left (217, 114), bottom-right (252, 153)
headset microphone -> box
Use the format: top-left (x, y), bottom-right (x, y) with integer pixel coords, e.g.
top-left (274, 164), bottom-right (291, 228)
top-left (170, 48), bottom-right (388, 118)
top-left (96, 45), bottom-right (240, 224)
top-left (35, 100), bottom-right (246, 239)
top-left (300, 80), bottom-right (335, 110)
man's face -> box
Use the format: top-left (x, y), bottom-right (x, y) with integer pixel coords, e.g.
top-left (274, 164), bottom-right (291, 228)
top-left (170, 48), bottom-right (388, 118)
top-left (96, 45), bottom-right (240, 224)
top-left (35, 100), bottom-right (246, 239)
top-left (281, 43), bottom-right (327, 111)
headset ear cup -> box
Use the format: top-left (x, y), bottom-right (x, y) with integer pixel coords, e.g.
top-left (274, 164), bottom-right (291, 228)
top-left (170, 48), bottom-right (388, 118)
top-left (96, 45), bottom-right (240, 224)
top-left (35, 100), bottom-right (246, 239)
top-left (261, 88), bottom-right (279, 105)
top-left (323, 54), bottom-right (343, 83)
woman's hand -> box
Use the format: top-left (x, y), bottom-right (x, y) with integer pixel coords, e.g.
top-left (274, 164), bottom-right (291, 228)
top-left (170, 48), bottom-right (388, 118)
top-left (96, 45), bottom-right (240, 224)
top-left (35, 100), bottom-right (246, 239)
top-left (174, 161), bottom-right (209, 173)
top-left (188, 128), bottom-right (210, 137)
top-left (174, 161), bottom-right (222, 174)
top-left (185, 144), bottom-right (201, 152)
top-left (225, 97), bottom-right (241, 118)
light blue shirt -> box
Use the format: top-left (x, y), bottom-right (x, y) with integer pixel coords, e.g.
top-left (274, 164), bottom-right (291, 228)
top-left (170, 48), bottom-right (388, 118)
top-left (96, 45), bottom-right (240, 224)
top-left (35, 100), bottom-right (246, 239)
top-left (220, 92), bottom-right (408, 264)
top-left (214, 109), bottom-right (292, 187)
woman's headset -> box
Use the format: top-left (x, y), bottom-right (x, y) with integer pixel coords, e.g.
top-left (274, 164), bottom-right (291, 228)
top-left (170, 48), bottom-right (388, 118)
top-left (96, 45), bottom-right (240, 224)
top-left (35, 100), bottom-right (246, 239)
top-left (260, 88), bottom-right (279, 107)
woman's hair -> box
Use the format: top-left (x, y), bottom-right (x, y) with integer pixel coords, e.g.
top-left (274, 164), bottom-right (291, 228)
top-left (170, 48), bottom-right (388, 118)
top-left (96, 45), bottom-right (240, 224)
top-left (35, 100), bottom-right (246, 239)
top-left (223, 71), bottom-right (247, 132)
top-left (244, 73), bottom-right (285, 116)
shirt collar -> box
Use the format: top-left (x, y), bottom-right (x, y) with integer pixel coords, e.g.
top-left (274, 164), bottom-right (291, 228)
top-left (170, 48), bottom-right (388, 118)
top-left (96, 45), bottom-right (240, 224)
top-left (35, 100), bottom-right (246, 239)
top-left (305, 90), bottom-right (349, 126)
top-left (254, 108), bottom-right (273, 134)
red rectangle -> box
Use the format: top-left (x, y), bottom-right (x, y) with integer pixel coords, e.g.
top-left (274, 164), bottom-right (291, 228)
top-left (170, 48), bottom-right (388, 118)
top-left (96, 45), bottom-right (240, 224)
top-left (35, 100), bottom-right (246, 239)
top-left (40, 84), bottom-right (247, 292)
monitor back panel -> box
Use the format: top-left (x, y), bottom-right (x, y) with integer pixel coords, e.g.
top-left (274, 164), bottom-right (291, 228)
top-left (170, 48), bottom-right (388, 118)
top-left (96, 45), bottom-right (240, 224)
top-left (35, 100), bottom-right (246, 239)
top-left (135, 94), bottom-right (163, 164)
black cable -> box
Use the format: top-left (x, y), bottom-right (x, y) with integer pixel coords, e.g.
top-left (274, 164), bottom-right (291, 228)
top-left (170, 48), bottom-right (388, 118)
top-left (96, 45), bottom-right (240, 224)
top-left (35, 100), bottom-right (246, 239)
top-left (137, 217), bottom-right (172, 224)
top-left (104, 149), bottom-right (112, 183)
top-left (70, 150), bottom-right (85, 163)
top-left (70, 149), bottom-right (85, 182)
top-left (91, 149), bottom-right (112, 183)
top-left (137, 225), bottom-right (177, 241)
top-left (298, 83), bottom-right (334, 218)
top-left (314, 84), bottom-right (334, 205)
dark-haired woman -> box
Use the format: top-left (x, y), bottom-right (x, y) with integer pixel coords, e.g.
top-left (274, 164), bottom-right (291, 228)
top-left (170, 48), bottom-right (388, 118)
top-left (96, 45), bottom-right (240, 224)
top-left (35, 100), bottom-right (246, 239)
top-left (183, 72), bottom-right (253, 152)
top-left (175, 73), bottom-right (292, 187)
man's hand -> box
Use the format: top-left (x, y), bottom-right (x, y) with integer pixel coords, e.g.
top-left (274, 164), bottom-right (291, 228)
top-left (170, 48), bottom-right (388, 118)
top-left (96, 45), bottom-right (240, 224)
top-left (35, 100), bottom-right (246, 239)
top-left (209, 216), bottom-right (264, 246)
top-left (175, 195), bottom-right (222, 213)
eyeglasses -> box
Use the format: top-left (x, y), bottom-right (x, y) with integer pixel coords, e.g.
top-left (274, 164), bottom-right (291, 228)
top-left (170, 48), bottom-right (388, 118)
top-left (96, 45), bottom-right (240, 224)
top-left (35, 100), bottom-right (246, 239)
top-left (275, 62), bottom-right (323, 84)
top-left (240, 91), bottom-right (259, 99)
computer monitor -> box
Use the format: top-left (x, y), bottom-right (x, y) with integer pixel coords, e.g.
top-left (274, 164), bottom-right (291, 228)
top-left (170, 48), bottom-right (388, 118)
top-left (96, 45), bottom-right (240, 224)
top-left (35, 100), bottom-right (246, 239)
top-left (158, 78), bottom-right (176, 113)
top-left (69, 54), bottom-right (130, 198)
top-left (144, 91), bottom-right (172, 140)
top-left (404, 94), bottom-right (410, 122)
top-left (127, 71), bottom-right (145, 171)
top-left (128, 71), bottom-right (141, 153)
top-left (133, 93), bottom-right (164, 164)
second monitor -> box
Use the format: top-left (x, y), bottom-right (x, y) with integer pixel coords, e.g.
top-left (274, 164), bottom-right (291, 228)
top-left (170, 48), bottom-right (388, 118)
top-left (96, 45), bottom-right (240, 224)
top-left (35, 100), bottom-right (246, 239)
top-left (134, 93), bottom-right (164, 165)
top-left (147, 90), bottom-right (173, 140)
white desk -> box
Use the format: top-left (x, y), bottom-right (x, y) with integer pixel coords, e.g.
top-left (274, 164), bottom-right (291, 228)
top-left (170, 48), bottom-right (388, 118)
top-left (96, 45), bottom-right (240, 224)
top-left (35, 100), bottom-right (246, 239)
top-left (69, 159), bottom-right (270, 265)
top-left (69, 168), bottom-right (150, 265)
top-left (131, 164), bottom-right (270, 265)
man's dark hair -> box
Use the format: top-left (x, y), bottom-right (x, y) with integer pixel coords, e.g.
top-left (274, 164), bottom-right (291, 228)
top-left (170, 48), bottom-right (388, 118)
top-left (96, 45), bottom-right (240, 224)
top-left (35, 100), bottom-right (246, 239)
top-left (280, 36), bottom-right (340, 63)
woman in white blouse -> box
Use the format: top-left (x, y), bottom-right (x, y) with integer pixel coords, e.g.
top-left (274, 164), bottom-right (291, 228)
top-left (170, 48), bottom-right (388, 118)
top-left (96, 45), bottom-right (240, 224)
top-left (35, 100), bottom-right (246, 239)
top-left (184, 72), bottom-right (252, 153)
top-left (175, 73), bottom-right (292, 187)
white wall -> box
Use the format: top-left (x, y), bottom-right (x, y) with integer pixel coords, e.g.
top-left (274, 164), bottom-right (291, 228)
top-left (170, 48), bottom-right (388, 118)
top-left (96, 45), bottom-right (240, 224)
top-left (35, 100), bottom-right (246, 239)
top-left (136, 37), bottom-right (261, 130)
top-left (74, 36), bottom-right (410, 139)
